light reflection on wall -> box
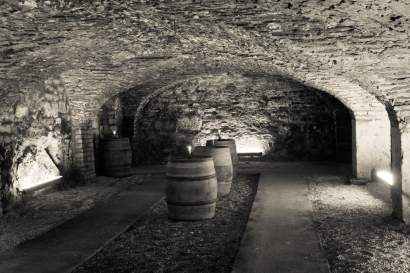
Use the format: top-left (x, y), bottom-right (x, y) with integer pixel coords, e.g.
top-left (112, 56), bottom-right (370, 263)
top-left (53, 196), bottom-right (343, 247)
top-left (18, 163), bottom-right (60, 191)
top-left (196, 134), bottom-right (271, 155)
top-left (236, 136), bottom-right (270, 155)
top-left (376, 170), bottom-right (394, 186)
top-left (14, 135), bottom-right (61, 192)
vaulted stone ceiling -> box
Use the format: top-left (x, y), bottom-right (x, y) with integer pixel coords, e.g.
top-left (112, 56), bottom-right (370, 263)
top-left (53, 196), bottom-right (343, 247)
top-left (1, 0), bottom-right (409, 124)
top-left (1, 0), bottom-right (409, 218)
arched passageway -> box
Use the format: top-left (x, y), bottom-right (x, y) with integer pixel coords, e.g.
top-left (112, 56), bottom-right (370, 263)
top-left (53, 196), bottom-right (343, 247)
top-left (88, 63), bottom-right (390, 181)
top-left (130, 73), bottom-right (353, 165)
top-left (61, 59), bottom-right (397, 219)
top-left (1, 2), bottom-right (410, 272)
top-left (61, 58), bottom-right (391, 180)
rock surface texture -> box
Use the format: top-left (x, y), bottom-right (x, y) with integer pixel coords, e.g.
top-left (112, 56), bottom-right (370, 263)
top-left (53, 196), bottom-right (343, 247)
top-left (0, 0), bottom-right (409, 219)
top-left (132, 73), bottom-right (350, 163)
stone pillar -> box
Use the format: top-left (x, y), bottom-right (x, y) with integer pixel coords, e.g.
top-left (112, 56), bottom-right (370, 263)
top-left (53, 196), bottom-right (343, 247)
top-left (353, 118), bottom-right (390, 179)
top-left (391, 123), bottom-right (403, 220)
top-left (394, 128), bottom-right (410, 221)
top-left (71, 119), bottom-right (96, 183)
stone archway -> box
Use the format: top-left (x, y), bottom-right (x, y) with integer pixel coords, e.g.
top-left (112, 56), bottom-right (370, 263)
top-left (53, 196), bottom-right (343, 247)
top-left (131, 73), bottom-right (354, 164)
top-left (126, 61), bottom-right (391, 179)
top-left (61, 57), bottom-right (394, 215)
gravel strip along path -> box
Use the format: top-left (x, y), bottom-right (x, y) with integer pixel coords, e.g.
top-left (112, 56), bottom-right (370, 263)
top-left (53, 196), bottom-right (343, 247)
top-left (0, 176), bottom-right (123, 254)
top-left (74, 174), bottom-right (259, 273)
top-left (308, 175), bottom-right (410, 273)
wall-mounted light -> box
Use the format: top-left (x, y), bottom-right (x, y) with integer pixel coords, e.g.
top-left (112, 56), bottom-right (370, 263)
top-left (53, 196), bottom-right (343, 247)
top-left (376, 170), bottom-right (394, 186)
top-left (187, 145), bottom-right (192, 157)
top-left (18, 175), bottom-right (63, 193)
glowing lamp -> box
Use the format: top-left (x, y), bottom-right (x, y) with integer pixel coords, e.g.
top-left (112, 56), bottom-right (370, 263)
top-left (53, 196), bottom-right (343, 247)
top-left (113, 130), bottom-right (117, 136)
top-left (19, 176), bottom-right (63, 192)
top-left (236, 138), bottom-right (266, 154)
top-left (376, 170), bottom-right (394, 186)
top-left (187, 145), bottom-right (192, 156)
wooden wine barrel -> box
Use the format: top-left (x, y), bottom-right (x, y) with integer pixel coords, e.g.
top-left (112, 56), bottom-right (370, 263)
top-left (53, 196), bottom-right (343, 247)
top-left (193, 146), bottom-right (233, 196)
top-left (101, 138), bottom-right (132, 177)
top-left (206, 139), bottom-right (238, 165)
top-left (166, 156), bottom-right (218, 220)
top-left (206, 139), bottom-right (238, 181)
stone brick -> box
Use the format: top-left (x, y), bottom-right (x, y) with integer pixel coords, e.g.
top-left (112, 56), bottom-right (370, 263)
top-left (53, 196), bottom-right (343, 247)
top-left (129, 74), bottom-right (351, 163)
top-left (15, 105), bottom-right (29, 119)
top-left (0, 0), bottom-right (408, 219)
top-left (0, 125), bottom-right (12, 134)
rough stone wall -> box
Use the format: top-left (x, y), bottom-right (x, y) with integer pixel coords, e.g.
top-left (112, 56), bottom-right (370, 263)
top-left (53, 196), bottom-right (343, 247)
top-left (133, 73), bottom-right (350, 163)
top-left (1, 0), bottom-right (406, 118)
top-left (0, 76), bottom-right (71, 211)
top-left (99, 96), bottom-right (123, 138)
top-left (118, 90), bottom-right (151, 138)
top-left (0, 0), bottom-right (407, 216)
top-left (98, 87), bottom-right (153, 137)
top-left (71, 118), bottom-right (98, 182)
top-left (0, 0), bottom-right (396, 163)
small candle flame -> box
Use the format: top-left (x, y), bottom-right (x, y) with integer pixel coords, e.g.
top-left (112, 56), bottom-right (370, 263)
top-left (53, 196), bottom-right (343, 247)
top-left (113, 130), bottom-right (117, 136)
top-left (187, 145), bottom-right (192, 156)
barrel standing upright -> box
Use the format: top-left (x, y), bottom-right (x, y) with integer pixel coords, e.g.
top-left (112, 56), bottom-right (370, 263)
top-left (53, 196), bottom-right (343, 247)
top-left (166, 156), bottom-right (218, 220)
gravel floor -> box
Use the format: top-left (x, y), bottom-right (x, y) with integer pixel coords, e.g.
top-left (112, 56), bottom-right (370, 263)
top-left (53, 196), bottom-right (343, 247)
top-left (308, 175), bottom-right (410, 273)
top-left (74, 174), bottom-right (259, 273)
top-left (10, 167), bottom-right (405, 273)
top-left (0, 176), bottom-right (126, 254)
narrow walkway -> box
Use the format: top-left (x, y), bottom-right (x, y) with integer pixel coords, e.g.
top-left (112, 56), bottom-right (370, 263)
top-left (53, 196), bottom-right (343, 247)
top-left (232, 173), bottom-right (330, 273)
top-left (0, 178), bottom-right (165, 273)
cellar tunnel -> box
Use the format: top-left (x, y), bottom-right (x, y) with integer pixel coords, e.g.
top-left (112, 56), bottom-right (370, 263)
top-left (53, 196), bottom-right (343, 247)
top-left (0, 57), bottom-right (394, 219)
top-left (1, 0), bottom-right (410, 271)
top-left (97, 73), bottom-right (353, 169)
top-left (82, 58), bottom-right (391, 181)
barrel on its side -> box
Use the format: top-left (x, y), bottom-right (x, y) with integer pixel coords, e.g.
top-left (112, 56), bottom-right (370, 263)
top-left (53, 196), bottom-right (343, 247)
top-left (101, 138), bottom-right (132, 177)
top-left (193, 146), bottom-right (233, 196)
top-left (166, 156), bottom-right (217, 220)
